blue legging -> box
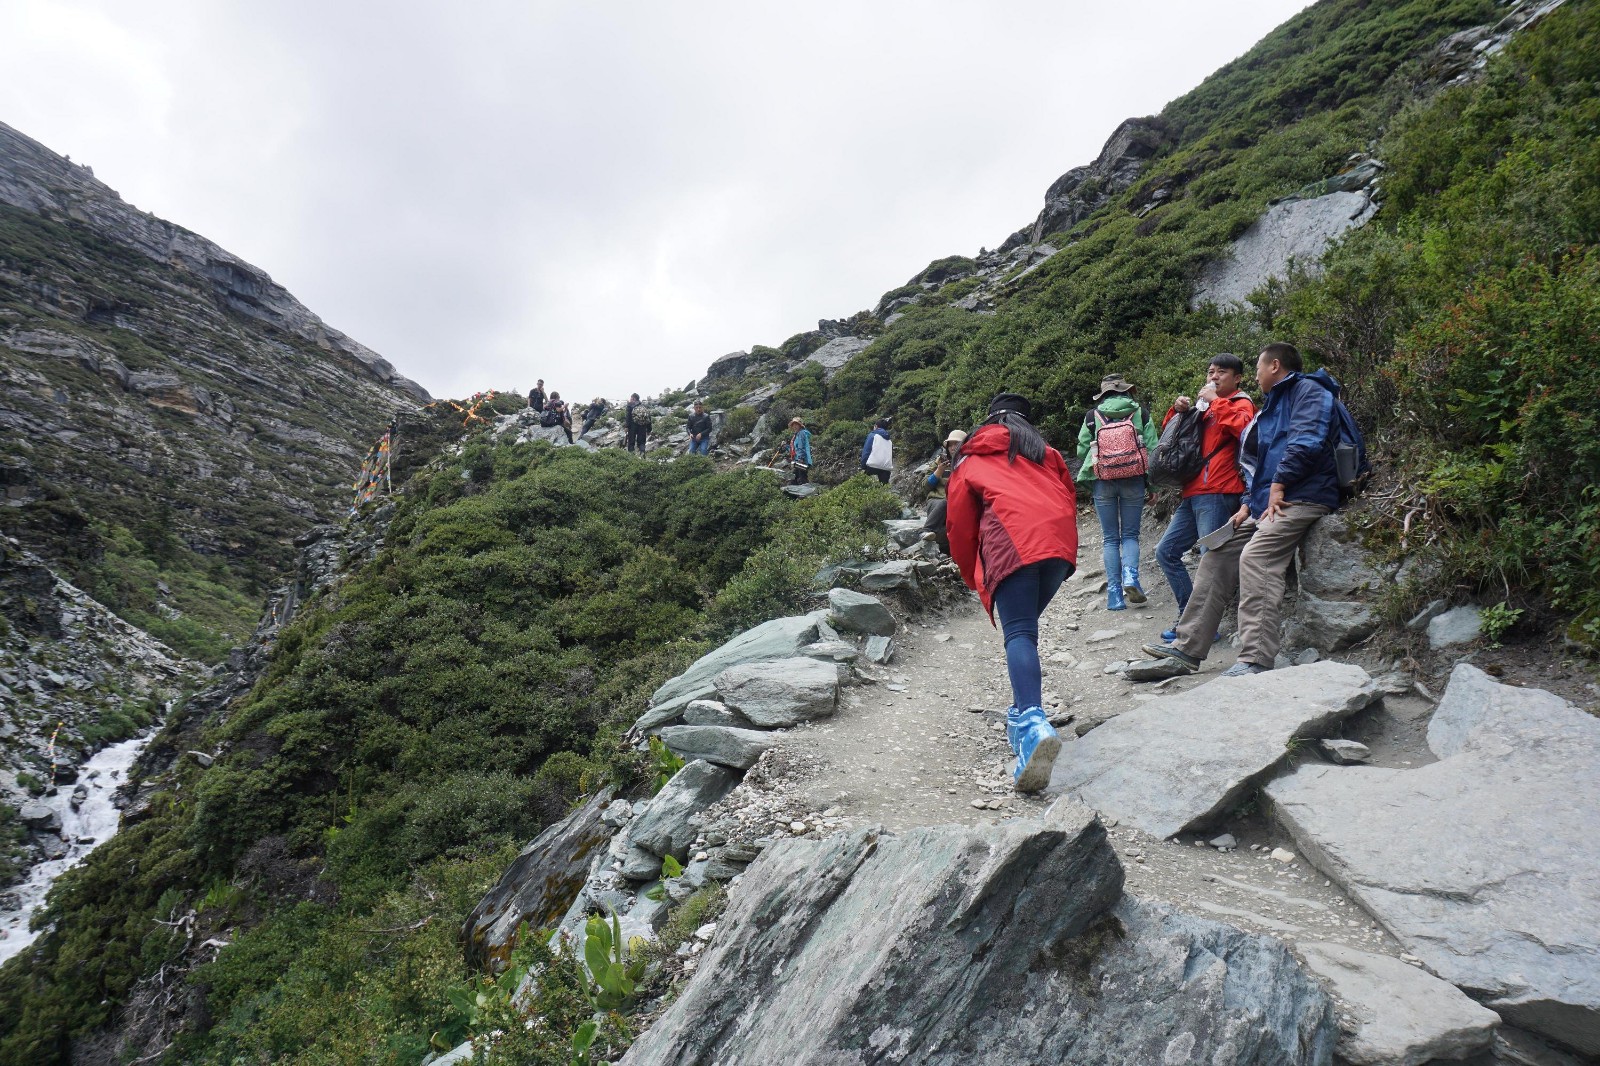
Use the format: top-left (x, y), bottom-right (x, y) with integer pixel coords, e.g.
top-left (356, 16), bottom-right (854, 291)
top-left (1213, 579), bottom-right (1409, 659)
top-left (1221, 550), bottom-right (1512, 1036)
top-left (992, 559), bottom-right (1073, 710)
top-left (1093, 477), bottom-right (1145, 584)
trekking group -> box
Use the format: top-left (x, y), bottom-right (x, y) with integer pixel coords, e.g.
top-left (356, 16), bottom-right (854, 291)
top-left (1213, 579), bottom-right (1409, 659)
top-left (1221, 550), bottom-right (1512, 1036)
top-left (937, 342), bottom-right (1367, 795)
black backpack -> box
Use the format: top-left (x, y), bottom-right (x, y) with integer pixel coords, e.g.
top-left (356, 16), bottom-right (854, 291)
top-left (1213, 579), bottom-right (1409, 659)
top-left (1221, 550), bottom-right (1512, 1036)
top-left (1148, 408), bottom-right (1228, 488)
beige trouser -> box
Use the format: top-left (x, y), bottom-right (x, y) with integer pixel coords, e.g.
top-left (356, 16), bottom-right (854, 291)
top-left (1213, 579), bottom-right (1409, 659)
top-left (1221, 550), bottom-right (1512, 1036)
top-left (1174, 502), bottom-right (1331, 667)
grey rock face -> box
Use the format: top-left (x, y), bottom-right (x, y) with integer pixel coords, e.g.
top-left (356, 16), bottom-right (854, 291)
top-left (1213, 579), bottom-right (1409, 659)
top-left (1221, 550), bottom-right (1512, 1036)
top-left (1267, 666), bottom-right (1600, 1055)
top-left (1285, 593), bottom-right (1378, 652)
top-left (1299, 515), bottom-right (1391, 596)
top-left (656, 725), bottom-right (777, 771)
top-left (625, 760), bottom-right (739, 867)
top-left (713, 657), bottom-right (839, 728)
top-left (461, 789), bottom-right (614, 968)
top-left (682, 699), bottom-right (745, 727)
top-left (865, 634), bottom-right (894, 664)
top-left (797, 336), bottom-right (871, 380)
top-left (19, 801), bottom-right (61, 832)
top-left (636, 613), bottom-right (824, 730)
top-left (621, 800), bottom-right (1336, 1066)
top-left (1298, 942), bottom-right (1499, 1066)
top-left (1192, 190), bottom-right (1379, 311)
top-left (1049, 661), bottom-right (1379, 838)
top-left (1428, 605), bottom-right (1483, 649)
top-left (799, 640), bottom-right (860, 663)
top-left (826, 588), bottom-right (897, 637)
top-left (1318, 738), bottom-right (1370, 764)
top-left (860, 559), bottom-right (920, 592)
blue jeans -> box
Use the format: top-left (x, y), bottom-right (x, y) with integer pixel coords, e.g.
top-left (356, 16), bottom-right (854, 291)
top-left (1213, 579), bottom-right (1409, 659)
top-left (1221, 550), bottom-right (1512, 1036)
top-left (1093, 477), bottom-right (1145, 586)
top-left (689, 437), bottom-right (710, 455)
top-left (1156, 492), bottom-right (1241, 615)
top-left (992, 559), bottom-right (1073, 710)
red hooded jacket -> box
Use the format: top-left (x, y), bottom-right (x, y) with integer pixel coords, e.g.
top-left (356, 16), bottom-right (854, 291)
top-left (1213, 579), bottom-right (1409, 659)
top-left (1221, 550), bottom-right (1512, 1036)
top-left (1159, 391), bottom-right (1255, 498)
top-left (947, 423), bottom-right (1079, 619)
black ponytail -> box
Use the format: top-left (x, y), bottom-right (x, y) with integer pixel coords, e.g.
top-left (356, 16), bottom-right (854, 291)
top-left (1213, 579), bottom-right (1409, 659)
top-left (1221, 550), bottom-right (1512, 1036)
top-left (971, 409), bottom-right (1046, 465)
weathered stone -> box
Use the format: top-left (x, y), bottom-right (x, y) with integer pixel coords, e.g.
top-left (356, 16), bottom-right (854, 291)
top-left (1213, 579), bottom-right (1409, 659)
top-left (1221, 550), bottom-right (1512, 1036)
top-left (1298, 942), bottom-right (1499, 1066)
top-left (1048, 662), bottom-right (1379, 838)
top-left (884, 519), bottom-right (927, 548)
top-left (462, 789), bottom-right (614, 969)
top-left (625, 760), bottom-right (739, 867)
top-left (859, 559), bottom-right (920, 591)
top-left (636, 613), bottom-right (824, 730)
top-left (799, 640), bottom-right (859, 663)
top-left (864, 634), bottom-right (893, 664)
top-left (1285, 593), bottom-right (1378, 651)
top-left (1267, 666), bottom-right (1600, 1055)
top-left (713, 657), bottom-right (839, 728)
top-left (825, 588), bottom-right (897, 636)
top-left (798, 336), bottom-right (871, 380)
top-left (599, 799), bottom-right (633, 828)
top-left (1428, 605), bottom-right (1483, 649)
top-left (1192, 189), bottom-right (1379, 310)
top-left (1318, 738), bottom-right (1370, 764)
top-left (1407, 598), bottom-right (1447, 631)
top-left (19, 801), bottom-right (61, 832)
top-left (620, 800), bottom-right (1336, 1065)
top-left (682, 699), bottom-right (745, 727)
top-left (657, 725), bottom-right (777, 771)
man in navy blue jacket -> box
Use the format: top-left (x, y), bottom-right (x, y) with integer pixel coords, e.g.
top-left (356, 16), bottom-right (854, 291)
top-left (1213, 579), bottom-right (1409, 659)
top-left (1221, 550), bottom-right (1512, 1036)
top-left (1131, 342), bottom-right (1343, 679)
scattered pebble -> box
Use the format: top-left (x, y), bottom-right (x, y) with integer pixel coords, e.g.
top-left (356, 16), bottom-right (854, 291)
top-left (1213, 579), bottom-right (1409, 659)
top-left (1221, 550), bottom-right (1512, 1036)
top-left (1270, 847), bottom-right (1297, 864)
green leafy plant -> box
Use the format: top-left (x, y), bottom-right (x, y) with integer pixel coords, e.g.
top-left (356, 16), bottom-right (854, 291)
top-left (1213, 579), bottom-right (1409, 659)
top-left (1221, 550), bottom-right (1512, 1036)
top-left (648, 736), bottom-right (685, 794)
top-left (581, 912), bottom-right (647, 1012)
top-left (1480, 602), bottom-right (1524, 647)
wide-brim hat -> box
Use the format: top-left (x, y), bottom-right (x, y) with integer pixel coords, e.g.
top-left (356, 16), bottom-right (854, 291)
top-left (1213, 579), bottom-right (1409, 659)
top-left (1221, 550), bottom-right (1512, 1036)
top-left (944, 429), bottom-right (968, 446)
top-left (1093, 374), bottom-right (1135, 400)
top-left (789, 417), bottom-right (805, 427)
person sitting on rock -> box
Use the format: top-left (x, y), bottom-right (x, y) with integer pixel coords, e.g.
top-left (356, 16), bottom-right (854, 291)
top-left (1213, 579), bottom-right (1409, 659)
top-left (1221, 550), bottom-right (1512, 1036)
top-left (1153, 353), bottom-right (1256, 641)
top-left (946, 393), bottom-right (1078, 792)
top-left (1128, 343), bottom-right (1343, 681)
top-left (785, 417), bottom-right (813, 484)
top-left (921, 429), bottom-right (967, 555)
top-left (580, 397), bottom-right (607, 437)
top-left (686, 400), bottom-right (713, 456)
top-left (528, 379), bottom-right (546, 413)
top-left (542, 391), bottom-right (573, 443)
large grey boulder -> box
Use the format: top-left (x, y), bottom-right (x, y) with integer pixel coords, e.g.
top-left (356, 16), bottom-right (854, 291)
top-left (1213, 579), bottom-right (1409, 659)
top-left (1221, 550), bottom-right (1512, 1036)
top-left (635, 613), bottom-right (824, 731)
top-left (860, 559), bottom-right (920, 592)
top-left (625, 760), bottom-right (739, 869)
top-left (713, 657), bottom-right (839, 728)
top-left (826, 587), bottom-right (897, 636)
top-left (1191, 189), bottom-right (1379, 311)
top-left (19, 800), bottom-right (61, 832)
top-left (1285, 593), bottom-right (1379, 652)
top-left (657, 724), bottom-right (778, 770)
top-left (1049, 662), bottom-right (1379, 838)
top-left (1266, 666), bottom-right (1600, 1055)
top-left (621, 799), bottom-right (1336, 1065)
top-left (462, 789), bottom-right (614, 969)
top-left (798, 335), bottom-right (871, 380)
top-left (1298, 942), bottom-right (1499, 1066)
top-left (1298, 514), bottom-right (1392, 596)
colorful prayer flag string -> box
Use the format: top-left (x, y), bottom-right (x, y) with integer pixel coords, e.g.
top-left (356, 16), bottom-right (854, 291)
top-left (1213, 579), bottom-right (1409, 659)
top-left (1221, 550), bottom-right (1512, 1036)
top-left (350, 422), bottom-right (394, 516)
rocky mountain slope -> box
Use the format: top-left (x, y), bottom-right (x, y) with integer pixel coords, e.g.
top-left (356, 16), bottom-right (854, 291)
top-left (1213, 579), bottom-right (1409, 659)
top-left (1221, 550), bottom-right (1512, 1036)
top-left (0, 120), bottom-right (429, 660)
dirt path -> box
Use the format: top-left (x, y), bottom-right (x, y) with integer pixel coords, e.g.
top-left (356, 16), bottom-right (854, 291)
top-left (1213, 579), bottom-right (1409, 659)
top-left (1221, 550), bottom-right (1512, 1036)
top-left (783, 521), bottom-right (1425, 959)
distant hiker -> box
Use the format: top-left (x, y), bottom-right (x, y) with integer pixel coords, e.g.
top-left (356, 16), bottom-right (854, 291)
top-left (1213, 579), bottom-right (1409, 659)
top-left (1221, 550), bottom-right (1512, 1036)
top-left (542, 391), bottom-right (574, 443)
top-left (528, 379), bottom-right (546, 413)
top-left (786, 417), bottom-right (813, 484)
top-left (625, 393), bottom-right (650, 454)
top-left (1152, 353), bottom-right (1256, 640)
top-left (947, 393), bottom-right (1078, 792)
top-left (921, 429), bottom-right (968, 554)
top-left (686, 401), bottom-right (713, 456)
top-left (1130, 343), bottom-right (1346, 681)
top-left (580, 397), bottom-right (607, 437)
top-left (860, 418), bottom-right (894, 484)
top-left (1076, 373), bottom-right (1159, 611)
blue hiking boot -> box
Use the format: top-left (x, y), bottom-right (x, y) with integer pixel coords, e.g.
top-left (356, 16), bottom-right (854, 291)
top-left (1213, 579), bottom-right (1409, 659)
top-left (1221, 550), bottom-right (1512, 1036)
top-left (1161, 622), bottom-right (1180, 642)
top-left (1012, 708), bottom-right (1061, 793)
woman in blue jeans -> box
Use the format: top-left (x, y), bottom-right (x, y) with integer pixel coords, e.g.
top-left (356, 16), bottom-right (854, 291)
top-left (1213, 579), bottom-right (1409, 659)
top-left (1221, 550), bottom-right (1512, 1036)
top-left (1076, 375), bottom-right (1160, 610)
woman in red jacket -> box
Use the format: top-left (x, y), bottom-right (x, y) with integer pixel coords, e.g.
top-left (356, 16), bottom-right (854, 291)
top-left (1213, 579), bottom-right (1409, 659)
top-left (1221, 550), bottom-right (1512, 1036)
top-left (947, 393), bottom-right (1078, 792)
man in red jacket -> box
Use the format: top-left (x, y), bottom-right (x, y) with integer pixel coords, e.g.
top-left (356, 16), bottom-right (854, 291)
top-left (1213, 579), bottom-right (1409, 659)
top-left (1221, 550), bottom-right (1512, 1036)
top-left (1153, 353), bottom-right (1255, 640)
top-left (947, 393), bottom-right (1078, 792)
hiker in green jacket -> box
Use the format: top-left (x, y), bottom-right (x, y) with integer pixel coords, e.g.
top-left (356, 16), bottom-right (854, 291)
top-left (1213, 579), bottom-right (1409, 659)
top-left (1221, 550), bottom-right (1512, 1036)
top-left (1075, 373), bottom-right (1160, 611)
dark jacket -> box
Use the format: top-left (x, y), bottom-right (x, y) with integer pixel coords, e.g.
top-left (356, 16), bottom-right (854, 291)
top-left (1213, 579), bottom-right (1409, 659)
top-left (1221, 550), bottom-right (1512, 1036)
top-left (686, 411), bottom-right (713, 439)
top-left (1240, 370), bottom-right (1340, 517)
top-left (946, 424), bottom-right (1079, 618)
top-left (528, 387), bottom-right (546, 412)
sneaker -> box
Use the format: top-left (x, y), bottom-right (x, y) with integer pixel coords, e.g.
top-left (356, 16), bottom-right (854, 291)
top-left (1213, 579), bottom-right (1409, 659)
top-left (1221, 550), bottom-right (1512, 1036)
top-left (1124, 657), bottom-right (1195, 682)
top-left (1160, 624), bottom-right (1179, 642)
top-left (1012, 709), bottom-right (1060, 793)
top-left (1219, 661), bottom-right (1270, 678)
top-left (1140, 643), bottom-right (1201, 669)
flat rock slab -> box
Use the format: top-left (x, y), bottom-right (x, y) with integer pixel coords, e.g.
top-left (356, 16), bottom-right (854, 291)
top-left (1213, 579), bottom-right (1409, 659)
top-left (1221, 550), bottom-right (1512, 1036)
top-left (657, 724), bottom-right (778, 770)
top-left (1298, 942), bottom-right (1499, 1066)
top-left (461, 788), bottom-right (614, 969)
top-left (1048, 661), bottom-right (1379, 838)
top-left (1267, 665), bottom-right (1600, 1056)
top-left (621, 800), bottom-right (1335, 1065)
top-left (713, 656), bottom-right (839, 728)
top-left (636, 613), bottom-right (823, 730)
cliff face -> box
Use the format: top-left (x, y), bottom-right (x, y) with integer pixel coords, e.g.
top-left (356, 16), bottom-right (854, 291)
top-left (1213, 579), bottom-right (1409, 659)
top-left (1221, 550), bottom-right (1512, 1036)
top-left (0, 120), bottom-right (430, 658)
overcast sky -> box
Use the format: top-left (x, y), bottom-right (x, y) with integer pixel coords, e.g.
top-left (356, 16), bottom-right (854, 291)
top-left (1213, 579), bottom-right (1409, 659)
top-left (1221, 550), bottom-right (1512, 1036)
top-left (3, 0), bottom-right (1311, 403)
